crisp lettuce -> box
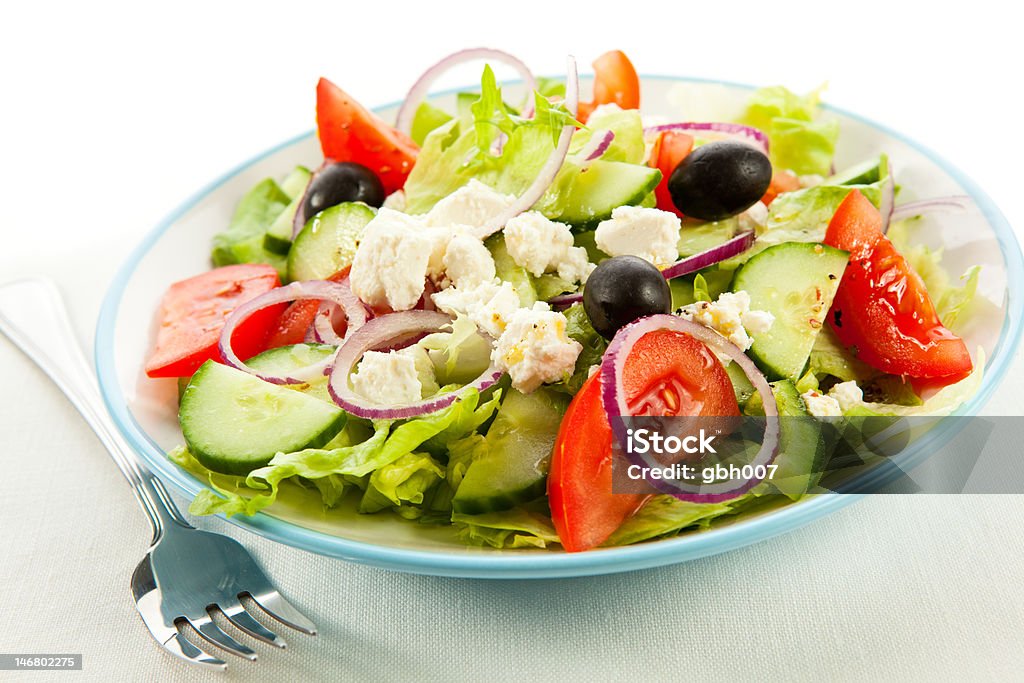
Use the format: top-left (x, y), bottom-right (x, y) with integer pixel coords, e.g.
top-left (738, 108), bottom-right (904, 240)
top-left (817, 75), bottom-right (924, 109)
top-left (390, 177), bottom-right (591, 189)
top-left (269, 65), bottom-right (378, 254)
top-left (452, 507), bottom-right (560, 549)
top-left (184, 388), bottom-right (500, 517)
top-left (809, 326), bottom-right (879, 383)
top-left (403, 65), bottom-right (647, 221)
top-left (851, 350), bottom-right (985, 418)
top-left (410, 101), bottom-right (453, 146)
top-left (359, 452), bottom-right (445, 517)
top-left (739, 85), bottom-right (839, 176)
top-left (602, 495), bottom-right (735, 546)
top-left (211, 177), bottom-right (289, 277)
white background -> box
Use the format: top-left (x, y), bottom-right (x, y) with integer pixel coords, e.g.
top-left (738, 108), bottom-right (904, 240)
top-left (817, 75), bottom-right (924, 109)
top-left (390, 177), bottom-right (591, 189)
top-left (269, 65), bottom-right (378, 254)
top-left (2, 1), bottom-right (1023, 680)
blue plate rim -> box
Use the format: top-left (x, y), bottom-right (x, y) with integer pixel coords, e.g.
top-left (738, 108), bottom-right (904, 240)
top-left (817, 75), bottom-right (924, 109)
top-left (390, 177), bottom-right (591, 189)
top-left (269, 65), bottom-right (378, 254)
top-left (94, 74), bottom-right (1024, 579)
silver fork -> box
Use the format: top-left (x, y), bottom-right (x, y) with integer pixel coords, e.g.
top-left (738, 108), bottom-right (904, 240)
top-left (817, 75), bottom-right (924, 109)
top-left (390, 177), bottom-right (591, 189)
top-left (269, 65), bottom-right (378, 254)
top-left (0, 278), bottom-right (317, 670)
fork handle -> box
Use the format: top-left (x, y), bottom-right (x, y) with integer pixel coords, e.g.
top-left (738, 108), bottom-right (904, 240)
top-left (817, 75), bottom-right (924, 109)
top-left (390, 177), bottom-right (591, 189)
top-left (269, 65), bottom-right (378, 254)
top-left (0, 278), bottom-right (190, 541)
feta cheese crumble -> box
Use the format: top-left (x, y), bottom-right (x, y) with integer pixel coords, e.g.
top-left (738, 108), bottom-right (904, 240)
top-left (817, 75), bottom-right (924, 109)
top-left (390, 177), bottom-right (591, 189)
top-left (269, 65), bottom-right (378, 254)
top-left (828, 380), bottom-right (864, 412)
top-left (503, 211), bottom-right (594, 284)
top-left (350, 346), bottom-right (438, 405)
top-left (423, 179), bottom-right (516, 234)
top-left (443, 234), bottom-right (496, 288)
top-left (492, 302), bottom-right (583, 393)
top-left (432, 280), bottom-right (522, 339)
top-left (349, 208), bottom-right (431, 311)
top-left (595, 206), bottom-right (682, 267)
top-left (676, 290), bottom-right (775, 353)
top-left (801, 389), bottom-right (842, 417)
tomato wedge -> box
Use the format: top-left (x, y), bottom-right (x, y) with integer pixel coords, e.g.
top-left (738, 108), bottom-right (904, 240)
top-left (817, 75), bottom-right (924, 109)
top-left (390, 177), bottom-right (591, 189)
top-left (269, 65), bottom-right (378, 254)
top-left (824, 190), bottom-right (972, 382)
top-left (145, 264), bottom-right (284, 378)
top-left (648, 131), bottom-right (693, 218)
top-left (316, 78), bottom-right (418, 195)
top-left (549, 329), bottom-right (740, 552)
top-left (265, 268), bottom-right (351, 349)
top-left (577, 50), bottom-right (641, 123)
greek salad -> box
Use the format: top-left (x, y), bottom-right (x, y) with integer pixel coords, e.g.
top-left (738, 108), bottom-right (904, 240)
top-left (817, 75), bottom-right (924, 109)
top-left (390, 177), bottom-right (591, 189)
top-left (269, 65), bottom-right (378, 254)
top-left (147, 49), bottom-right (984, 552)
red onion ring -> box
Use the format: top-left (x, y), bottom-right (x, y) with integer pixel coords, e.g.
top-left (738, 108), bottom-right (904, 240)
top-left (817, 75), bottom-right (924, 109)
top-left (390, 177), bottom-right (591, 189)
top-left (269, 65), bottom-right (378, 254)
top-left (328, 310), bottom-right (503, 419)
top-left (395, 48), bottom-right (538, 136)
top-left (578, 129), bottom-right (615, 163)
top-left (218, 280), bottom-right (367, 385)
top-left (312, 302), bottom-right (345, 345)
top-left (473, 55), bottom-right (579, 240)
top-left (599, 314), bottom-right (779, 502)
top-left (644, 122), bottom-right (769, 156)
top-left (660, 230), bottom-right (755, 280)
top-left (889, 195), bottom-right (972, 224)
top-left (548, 231), bottom-right (756, 308)
top-left (291, 158), bottom-right (334, 241)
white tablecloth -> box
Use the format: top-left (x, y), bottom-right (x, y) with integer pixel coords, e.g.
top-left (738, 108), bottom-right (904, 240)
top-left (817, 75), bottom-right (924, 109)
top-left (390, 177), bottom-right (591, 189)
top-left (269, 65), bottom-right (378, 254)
top-left (4, 2), bottom-right (1024, 679)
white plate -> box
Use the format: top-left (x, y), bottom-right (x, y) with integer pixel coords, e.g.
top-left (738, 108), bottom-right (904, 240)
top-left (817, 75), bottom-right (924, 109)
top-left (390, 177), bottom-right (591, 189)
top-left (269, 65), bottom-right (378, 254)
top-left (95, 76), bottom-right (1023, 578)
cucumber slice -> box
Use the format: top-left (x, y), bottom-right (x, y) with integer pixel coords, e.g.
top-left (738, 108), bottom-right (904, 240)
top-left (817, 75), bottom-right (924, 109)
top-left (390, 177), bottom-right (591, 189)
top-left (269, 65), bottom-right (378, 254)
top-left (286, 202), bottom-right (375, 282)
top-left (180, 361), bottom-right (346, 475)
top-left (548, 160), bottom-right (661, 230)
top-left (452, 388), bottom-right (569, 514)
top-left (732, 242), bottom-right (849, 380)
top-left (263, 167), bottom-right (313, 255)
top-left (245, 343), bottom-right (336, 404)
top-left (764, 380), bottom-right (825, 499)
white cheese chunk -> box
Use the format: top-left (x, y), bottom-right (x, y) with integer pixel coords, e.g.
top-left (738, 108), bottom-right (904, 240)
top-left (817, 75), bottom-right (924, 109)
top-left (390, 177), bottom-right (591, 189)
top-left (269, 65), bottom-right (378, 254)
top-left (595, 206), bottom-right (682, 266)
top-left (491, 302), bottom-right (582, 393)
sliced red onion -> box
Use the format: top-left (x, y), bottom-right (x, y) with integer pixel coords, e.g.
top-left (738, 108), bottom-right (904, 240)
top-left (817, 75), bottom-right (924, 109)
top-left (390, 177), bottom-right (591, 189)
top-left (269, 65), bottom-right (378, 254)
top-left (889, 195), bottom-right (973, 224)
top-left (577, 129), bottom-right (615, 163)
top-left (312, 302), bottom-right (345, 345)
top-left (218, 280), bottom-right (367, 385)
top-left (599, 314), bottom-right (779, 502)
top-left (291, 158), bottom-right (334, 241)
top-left (548, 291), bottom-right (583, 309)
top-left (395, 48), bottom-right (538, 136)
top-left (547, 231), bottom-right (755, 308)
top-left (644, 122), bottom-right (769, 156)
top-left (661, 230), bottom-right (756, 280)
top-left (473, 56), bottom-right (579, 240)
top-left (328, 310), bottom-right (503, 419)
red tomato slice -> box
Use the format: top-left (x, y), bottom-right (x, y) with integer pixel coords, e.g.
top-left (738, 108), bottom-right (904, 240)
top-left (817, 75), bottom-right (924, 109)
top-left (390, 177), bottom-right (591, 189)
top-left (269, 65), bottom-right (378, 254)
top-left (577, 50), bottom-right (641, 123)
top-left (265, 268), bottom-right (351, 349)
top-left (145, 264), bottom-right (284, 378)
top-left (761, 170), bottom-right (801, 205)
top-left (549, 329), bottom-right (740, 552)
top-left (648, 131), bottom-right (693, 218)
top-left (824, 190), bottom-right (972, 381)
top-left (316, 78), bottom-right (418, 195)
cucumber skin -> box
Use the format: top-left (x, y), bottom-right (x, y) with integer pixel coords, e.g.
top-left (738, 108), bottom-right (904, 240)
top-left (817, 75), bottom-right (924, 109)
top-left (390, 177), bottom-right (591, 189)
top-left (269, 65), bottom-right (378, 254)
top-left (549, 161), bottom-right (662, 230)
top-left (766, 380), bottom-right (826, 500)
top-left (451, 388), bottom-right (569, 515)
top-left (179, 361), bottom-right (346, 476)
top-left (733, 242), bottom-right (849, 381)
top-left (286, 202), bottom-right (375, 283)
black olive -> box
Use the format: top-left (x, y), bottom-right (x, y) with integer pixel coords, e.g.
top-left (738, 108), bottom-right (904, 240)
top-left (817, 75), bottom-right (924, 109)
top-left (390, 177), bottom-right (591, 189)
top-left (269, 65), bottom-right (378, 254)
top-left (583, 256), bottom-right (672, 340)
top-left (667, 140), bottom-right (772, 221)
top-left (302, 161), bottom-right (386, 217)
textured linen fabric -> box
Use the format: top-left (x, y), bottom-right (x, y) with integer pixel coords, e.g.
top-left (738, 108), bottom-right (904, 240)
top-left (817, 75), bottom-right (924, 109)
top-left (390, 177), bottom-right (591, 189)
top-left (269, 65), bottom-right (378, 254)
top-left (2, 247), bottom-right (1024, 682)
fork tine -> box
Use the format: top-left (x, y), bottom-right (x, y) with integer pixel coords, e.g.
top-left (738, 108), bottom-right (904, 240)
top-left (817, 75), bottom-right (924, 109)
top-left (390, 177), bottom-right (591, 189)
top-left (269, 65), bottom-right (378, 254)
top-left (221, 604), bottom-right (287, 648)
top-left (245, 591), bottom-right (318, 635)
top-left (191, 616), bottom-right (258, 661)
top-left (164, 631), bottom-right (227, 670)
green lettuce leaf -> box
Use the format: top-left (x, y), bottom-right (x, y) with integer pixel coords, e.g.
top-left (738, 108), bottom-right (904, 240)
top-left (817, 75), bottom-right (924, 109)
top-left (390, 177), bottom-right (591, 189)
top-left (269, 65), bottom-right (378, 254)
top-left (359, 452), bottom-right (445, 516)
top-left (184, 389), bottom-right (499, 517)
top-left (850, 349), bottom-right (985, 418)
top-left (739, 85), bottom-right (839, 176)
top-left (568, 104), bottom-right (645, 164)
top-left (452, 507), bottom-right (560, 549)
top-left (410, 101), bottom-right (453, 146)
top-left (809, 326), bottom-right (879, 383)
top-left (602, 495), bottom-right (736, 546)
top-left (211, 177), bottom-right (289, 277)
